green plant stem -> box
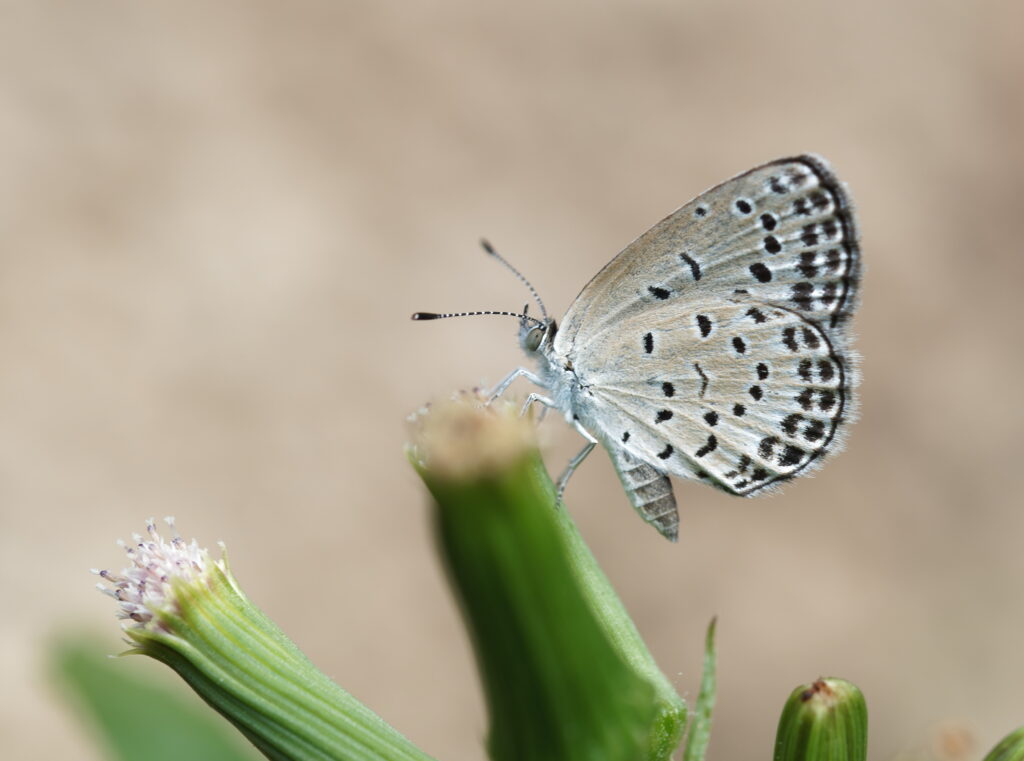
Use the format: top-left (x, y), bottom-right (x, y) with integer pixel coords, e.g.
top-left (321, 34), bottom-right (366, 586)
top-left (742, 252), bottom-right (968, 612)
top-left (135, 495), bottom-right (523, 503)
top-left (132, 562), bottom-right (436, 761)
top-left (412, 400), bottom-right (686, 761)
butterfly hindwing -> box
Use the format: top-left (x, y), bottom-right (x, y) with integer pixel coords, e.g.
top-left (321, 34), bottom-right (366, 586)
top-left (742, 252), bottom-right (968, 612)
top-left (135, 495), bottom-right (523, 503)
top-left (570, 300), bottom-right (849, 496)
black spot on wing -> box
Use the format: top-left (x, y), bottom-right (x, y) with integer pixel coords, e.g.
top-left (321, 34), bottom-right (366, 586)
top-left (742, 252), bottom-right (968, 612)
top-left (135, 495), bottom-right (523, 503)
top-left (780, 445), bottom-right (805, 467)
top-left (657, 444), bottom-right (674, 460)
top-left (791, 282), bottom-right (814, 310)
top-left (781, 413), bottom-right (803, 436)
top-left (696, 314), bottom-right (712, 338)
top-left (694, 363), bottom-right (709, 396)
top-left (655, 409), bottom-right (673, 423)
top-left (679, 252), bottom-right (702, 281)
top-left (798, 359), bottom-right (813, 381)
top-left (746, 307), bottom-right (767, 323)
top-left (750, 262), bottom-right (772, 282)
top-left (782, 327), bottom-right (799, 352)
top-left (799, 251), bottom-right (817, 278)
top-left (695, 435), bottom-right (718, 458)
top-left (643, 332), bottom-right (653, 353)
top-left (821, 282), bottom-right (839, 307)
top-left (801, 327), bottom-right (821, 349)
top-left (648, 286), bottom-right (670, 300)
top-left (803, 420), bottom-right (825, 442)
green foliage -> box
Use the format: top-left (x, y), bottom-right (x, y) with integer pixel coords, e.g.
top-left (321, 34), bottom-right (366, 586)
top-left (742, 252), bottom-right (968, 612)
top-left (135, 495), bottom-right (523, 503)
top-left (52, 635), bottom-right (258, 761)
top-left (984, 726), bottom-right (1024, 761)
top-left (71, 397), bottom-right (1017, 761)
top-left (682, 618), bottom-right (717, 761)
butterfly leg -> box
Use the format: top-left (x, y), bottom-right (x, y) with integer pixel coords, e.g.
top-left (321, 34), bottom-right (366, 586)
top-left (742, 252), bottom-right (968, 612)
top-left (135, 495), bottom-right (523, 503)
top-left (486, 367), bottom-right (545, 403)
top-left (521, 392), bottom-right (555, 422)
top-left (555, 422), bottom-right (599, 497)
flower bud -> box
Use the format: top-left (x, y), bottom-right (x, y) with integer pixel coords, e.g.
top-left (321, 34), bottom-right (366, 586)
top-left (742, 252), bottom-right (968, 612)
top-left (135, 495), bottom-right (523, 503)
top-left (773, 678), bottom-right (867, 761)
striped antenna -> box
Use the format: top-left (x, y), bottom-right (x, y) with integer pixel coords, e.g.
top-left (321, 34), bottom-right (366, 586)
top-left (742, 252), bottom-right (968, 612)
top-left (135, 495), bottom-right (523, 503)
top-left (411, 309), bottom-right (543, 328)
top-left (480, 239), bottom-right (548, 320)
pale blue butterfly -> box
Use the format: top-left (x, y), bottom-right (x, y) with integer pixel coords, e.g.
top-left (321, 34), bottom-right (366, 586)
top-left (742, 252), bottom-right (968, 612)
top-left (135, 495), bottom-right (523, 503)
top-left (415, 155), bottom-right (860, 540)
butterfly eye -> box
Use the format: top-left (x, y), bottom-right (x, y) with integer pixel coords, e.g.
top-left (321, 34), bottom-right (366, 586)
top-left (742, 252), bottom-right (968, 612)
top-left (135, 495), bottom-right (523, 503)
top-left (525, 326), bottom-right (545, 352)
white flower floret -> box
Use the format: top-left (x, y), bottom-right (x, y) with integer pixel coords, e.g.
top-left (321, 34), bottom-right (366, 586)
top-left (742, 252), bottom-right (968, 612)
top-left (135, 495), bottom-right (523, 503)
top-left (93, 517), bottom-right (219, 631)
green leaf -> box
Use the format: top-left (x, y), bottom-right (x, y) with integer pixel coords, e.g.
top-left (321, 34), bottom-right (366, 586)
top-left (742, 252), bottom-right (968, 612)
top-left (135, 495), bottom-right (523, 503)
top-left (51, 634), bottom-right (258, 761)
top-left (682, 618), bottom-right (717, 761)
top-left (773, 678), bottom-right (867, 761)
top-left (984, 726), bottom-right (1024, 761)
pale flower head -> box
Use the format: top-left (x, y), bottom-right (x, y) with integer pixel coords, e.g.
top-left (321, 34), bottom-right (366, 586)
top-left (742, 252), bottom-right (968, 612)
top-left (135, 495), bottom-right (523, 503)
top-left (93, 517), bottom-right (220, 632)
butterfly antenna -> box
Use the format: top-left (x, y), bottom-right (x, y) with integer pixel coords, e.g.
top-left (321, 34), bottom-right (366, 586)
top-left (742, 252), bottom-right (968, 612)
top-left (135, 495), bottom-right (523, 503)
top-left (480, 238), bottom-right (548, 320)
top-left (411, 309), bottom-right (543, 328)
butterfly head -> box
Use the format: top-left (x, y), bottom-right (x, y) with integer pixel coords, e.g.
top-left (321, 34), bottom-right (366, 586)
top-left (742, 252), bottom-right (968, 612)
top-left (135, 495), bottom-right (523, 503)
top-left (519, 314), bottom-right (557, 356)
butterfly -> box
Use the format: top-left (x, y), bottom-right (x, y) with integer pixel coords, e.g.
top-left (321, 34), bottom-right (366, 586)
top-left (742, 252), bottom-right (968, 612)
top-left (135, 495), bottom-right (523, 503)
top-left (414, 155), bottom-right (860, 541)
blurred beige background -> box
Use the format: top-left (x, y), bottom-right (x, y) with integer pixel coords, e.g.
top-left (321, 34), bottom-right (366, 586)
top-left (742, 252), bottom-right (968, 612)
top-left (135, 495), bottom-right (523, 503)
top-left (2, 1), bottom-right (1022, 759)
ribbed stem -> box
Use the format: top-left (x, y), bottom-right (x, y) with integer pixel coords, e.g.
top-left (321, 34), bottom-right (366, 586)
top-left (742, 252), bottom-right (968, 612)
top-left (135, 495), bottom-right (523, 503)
top-left (129, 562), bottom-right (436, 761)
top-left (410, 398), bottom-right (686, 761)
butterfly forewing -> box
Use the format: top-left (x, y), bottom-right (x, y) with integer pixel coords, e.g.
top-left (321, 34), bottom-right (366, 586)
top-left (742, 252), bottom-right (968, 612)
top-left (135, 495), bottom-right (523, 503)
top-left (554, 155), bottom-right (859, 355)
top-left (571, 300), bottom-right (848, 495)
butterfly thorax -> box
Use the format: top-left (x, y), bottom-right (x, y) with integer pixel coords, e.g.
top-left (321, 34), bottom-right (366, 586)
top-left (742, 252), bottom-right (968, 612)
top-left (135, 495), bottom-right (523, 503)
top-left (538, 350), bottom-right (587, 424)
top-left (519, 318), bottom-right (594, 429)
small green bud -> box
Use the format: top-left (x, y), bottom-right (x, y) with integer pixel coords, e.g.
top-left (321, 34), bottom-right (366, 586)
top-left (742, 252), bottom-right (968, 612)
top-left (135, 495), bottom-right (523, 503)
top-left (984, 726), bottom-right (1024, 761)
top-left (773, 678), bottom-right (867, 761)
